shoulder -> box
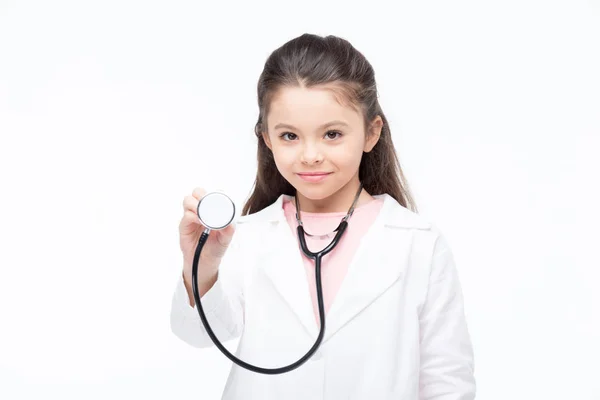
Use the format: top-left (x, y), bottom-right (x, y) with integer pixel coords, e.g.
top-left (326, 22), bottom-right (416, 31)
top-left (235, 202), bottom-right (280, 226)
top-left (231, 194), bottom-right (287, 236)
top-left (382, 194), bottom-right (450, 253)
top-left (382, 193), bottom-right (433, 232)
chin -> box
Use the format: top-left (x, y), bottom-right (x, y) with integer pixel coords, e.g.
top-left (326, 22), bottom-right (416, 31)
top-left (293, 183), bottom-right (337, 200)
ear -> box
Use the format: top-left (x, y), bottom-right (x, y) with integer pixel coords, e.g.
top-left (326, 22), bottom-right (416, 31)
top-left (262, 131), bottom-right (272, 150)
top-left (363, 116), bottom-right (383, 153)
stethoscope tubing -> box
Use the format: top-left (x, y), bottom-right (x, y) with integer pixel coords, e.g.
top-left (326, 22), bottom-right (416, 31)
top-left (191, 221), bottom-right (349, 374)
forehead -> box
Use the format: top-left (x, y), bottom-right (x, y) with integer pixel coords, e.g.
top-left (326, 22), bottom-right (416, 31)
top-left (268, 85), bottom-right (362, 128)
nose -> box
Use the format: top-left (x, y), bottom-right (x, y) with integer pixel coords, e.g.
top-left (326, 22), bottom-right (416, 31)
top-left (300, 141), bottom-right (323, 165)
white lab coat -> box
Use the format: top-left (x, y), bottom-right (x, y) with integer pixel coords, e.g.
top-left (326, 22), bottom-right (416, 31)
top-left (170, 193), bottom-right (476, 399)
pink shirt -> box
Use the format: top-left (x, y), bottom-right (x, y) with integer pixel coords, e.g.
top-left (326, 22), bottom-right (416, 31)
top-left (282, 196), bottom-right (385, 327)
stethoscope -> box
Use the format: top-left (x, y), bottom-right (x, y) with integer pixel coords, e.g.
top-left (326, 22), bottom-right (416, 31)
top-left (192, 183), bottom-right (364, 375)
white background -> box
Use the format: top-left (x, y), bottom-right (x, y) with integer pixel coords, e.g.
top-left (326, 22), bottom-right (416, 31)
top-left (1, 0), bottom-right (599, 398)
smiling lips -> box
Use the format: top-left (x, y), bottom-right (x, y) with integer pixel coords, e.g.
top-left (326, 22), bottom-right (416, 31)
top-left (296, 172), bottom-right (332, 182)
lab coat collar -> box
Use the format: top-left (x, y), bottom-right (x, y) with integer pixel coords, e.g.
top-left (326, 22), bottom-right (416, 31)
top-left (239, 192), bottom-right (432, 344)
top-left (253, 192), bottom-right (431, 230)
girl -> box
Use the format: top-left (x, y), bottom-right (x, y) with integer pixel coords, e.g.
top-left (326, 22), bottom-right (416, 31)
top-left (171, 33), bottom-right (475, 400)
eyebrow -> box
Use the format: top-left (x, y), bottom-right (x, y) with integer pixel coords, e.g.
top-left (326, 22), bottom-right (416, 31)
top-left (273, 120), bottom-right (349, 131)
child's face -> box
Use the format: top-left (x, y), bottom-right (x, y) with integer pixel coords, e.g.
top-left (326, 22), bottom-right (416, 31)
top-left (263, 85), bottom-right (381, 201)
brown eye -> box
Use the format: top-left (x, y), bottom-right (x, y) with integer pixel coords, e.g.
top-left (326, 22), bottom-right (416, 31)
top-left (325, 130), bottom-right (342, 140)
top-left (280, 132), bottom-right (297, 141)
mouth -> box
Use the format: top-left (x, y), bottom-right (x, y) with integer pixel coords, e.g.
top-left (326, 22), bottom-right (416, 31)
top-left (297, 172), bottom-right (332, 176)
top-left (296, 172), bottom-right (332, 182)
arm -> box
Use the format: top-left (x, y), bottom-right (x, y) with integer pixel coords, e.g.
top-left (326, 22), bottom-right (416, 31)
top-left (169, 228), bottom-right (245, 348)
top-left (419, 234), bottom-right (476, 400)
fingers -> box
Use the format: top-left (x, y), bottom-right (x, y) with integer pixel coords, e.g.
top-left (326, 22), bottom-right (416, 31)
top-left (182, 209), bottom-right (199, 223)
top-left (182, 195), bottom-right (199, 213)
top-left (183, 187), bottom-right (206, 213)
top-left (182, 187), bottom-right (206, 214)
top-left (182, 187), bottom-right (211, 231)
top-left (192, 187), bottom-right (207, 200)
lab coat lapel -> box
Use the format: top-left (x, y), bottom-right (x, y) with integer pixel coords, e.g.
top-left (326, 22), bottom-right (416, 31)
top-left (321, 195), bottom-right (418, 343)
top-left (261, 206), bottom-right (320, 339)
top-left (255, 193), bottom-right (431, 344)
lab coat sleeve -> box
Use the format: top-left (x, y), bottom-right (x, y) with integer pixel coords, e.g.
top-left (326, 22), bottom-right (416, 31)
top-left (170, 228), bottom-right (245, 348)
top-left (418, 234), bottom-right (476, 400)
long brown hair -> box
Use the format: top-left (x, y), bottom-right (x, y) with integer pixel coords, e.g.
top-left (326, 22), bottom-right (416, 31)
top-left (241, 33), bottom-right (417, 216)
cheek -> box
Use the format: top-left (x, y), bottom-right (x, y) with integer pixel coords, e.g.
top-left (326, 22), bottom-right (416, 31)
top-left (271, 147), bottom-right (296, 170)
top-left (331, 147), bottom-right (363, 168)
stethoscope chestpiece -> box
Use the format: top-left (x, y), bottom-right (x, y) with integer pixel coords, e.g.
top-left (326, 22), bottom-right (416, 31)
top-left (196, 191), bottom-right (236, 233)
